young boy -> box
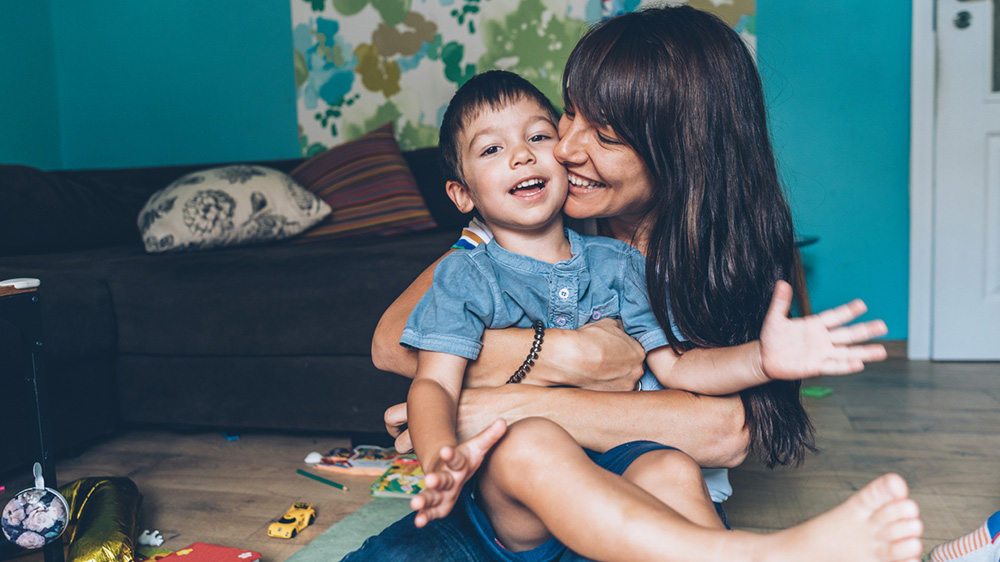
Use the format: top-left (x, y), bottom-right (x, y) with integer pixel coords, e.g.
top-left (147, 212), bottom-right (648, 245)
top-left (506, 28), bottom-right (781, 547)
top-left (400, 70), bottom-right (918, 562)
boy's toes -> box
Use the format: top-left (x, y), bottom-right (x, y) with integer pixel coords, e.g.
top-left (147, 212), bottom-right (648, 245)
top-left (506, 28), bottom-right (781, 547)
top-left (885, 536), bottom-right (923, 562)
top-left (877, 474), bottom-right (910, 501)
top-left (884, 516), bottom-right (923, 543)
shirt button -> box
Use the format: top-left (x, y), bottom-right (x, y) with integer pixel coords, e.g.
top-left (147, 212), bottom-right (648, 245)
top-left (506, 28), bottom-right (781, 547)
top-left (558, 288), bottom-right (570, 299)
top-left (555, 317), bottom-right (567, 327)
top-left (591, 310), bottom-right (602, 320)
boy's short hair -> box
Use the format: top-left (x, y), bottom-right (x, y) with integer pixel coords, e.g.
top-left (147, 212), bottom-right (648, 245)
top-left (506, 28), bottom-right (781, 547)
top-left (439, 70), bottom-right (560, 185)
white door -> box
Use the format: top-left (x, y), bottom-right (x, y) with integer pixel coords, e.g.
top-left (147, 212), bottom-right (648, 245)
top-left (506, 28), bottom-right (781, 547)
top-left (933, 0), bottom-right (1000, 359)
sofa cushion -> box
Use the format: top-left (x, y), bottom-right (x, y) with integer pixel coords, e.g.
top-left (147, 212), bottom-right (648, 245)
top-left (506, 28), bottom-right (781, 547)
top-left (138, 166), bottom-right (331, 253)
top-left (290, 123), bottom-right (437, 241)
top-left (0, 165), bottom-right (155, 257)
top-left (108, 230), bottom-right (458, 357)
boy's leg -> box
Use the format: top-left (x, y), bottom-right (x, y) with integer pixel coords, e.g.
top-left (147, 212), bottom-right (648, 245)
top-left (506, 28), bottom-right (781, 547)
top-left (478, 418), bottom-right (923, 562)
top-left (476, 417), bottom-right (716, 559)
top-left (621, 448), bottom-right (726, 529)
top-left (338, 509), bottom-right (493, 562)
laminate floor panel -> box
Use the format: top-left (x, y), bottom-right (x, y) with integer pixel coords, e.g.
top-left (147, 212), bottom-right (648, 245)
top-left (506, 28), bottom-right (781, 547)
top-left (3, 358), bottom-right (996, 560)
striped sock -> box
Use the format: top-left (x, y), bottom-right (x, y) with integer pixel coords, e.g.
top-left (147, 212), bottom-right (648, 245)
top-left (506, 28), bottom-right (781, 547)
top-left (929, 510), bottom-right (1000, 562)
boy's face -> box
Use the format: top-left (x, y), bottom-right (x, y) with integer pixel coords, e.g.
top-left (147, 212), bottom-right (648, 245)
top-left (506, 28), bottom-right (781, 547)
top-left (447, 98), bottom-right (568, 235)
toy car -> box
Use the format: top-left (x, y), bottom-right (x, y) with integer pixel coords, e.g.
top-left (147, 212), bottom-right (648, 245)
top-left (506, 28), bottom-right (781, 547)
top-left (267, 502), bottom-right (316, 538)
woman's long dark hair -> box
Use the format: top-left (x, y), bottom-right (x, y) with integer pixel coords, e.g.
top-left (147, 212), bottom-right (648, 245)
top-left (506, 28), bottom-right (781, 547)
top-left (563, 5), bottom-right (815, 467)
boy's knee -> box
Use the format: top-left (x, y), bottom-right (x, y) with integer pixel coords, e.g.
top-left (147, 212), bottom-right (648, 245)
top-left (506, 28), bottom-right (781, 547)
top-left (630, 449), bottom-right (705, 489)
top-left (486, 417), bottom-right (570, 474)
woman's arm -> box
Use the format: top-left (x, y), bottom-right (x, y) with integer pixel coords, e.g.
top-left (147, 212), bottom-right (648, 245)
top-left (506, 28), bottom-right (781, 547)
top-left (387, 385), bottom-right (749, 468)
top-left (372, 251), bottom-right (453, 377)
top-left (458, 386), bottom-right (749, 467)
top-left (372, 251), bottom-right (646, 390)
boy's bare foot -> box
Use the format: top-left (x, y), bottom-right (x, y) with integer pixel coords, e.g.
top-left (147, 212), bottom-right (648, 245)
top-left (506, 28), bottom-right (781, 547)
top-left (757, 473), bottom-right (923, 562)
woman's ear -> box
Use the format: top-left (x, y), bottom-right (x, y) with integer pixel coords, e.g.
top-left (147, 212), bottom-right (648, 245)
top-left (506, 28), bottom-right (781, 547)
top-left (445, 181), bottom-right (476, 214)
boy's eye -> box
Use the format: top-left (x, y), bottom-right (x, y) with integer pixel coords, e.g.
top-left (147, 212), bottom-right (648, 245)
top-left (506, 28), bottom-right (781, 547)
top-left (529, 134), bottom-right (551, 143)
top-left (481, 146), bottom-right (500, 156)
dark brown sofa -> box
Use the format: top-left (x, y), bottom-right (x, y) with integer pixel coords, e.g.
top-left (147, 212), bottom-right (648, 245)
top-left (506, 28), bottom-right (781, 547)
top-left (0, 147), bottom-right (463, 476)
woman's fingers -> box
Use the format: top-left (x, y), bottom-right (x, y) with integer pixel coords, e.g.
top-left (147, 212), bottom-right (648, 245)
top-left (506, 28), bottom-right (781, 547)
top-left (815, 298), bottom-right (868, 328)
top-left (829, 319), bottom-right (889, 345)
top-left (765, 280), bottom-right (794, 321)
top-left (819, 344), bottom-right (888, 374)
top-left (384, 402), bottom-right (408, 437)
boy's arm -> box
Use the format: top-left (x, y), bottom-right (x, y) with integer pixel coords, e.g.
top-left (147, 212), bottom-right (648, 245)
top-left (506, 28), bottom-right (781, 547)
top-left (647, 281), bottom-right (889, 395)
top-left (407, 350), bottom-right (507, 528)
top-left (407, 350), bottom-right (467, 472)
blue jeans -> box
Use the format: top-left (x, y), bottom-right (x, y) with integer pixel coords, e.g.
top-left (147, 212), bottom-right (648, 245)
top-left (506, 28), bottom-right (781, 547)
top-left (339, 441), bottom-right (729, 562)
top-left (340, 508), bottom-right (619, 562)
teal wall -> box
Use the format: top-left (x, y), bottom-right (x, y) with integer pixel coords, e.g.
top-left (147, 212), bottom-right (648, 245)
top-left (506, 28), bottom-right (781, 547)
top-left (50, 0), bottom-right (301, 169)
top-left (0, 0), bottom-right (61, 169)
top-left (0, 1), bottom-right (911, 338)
top-left (757, 1), bottom-right (911, 339)
top-left (19, 0), bottom-right (301, 170)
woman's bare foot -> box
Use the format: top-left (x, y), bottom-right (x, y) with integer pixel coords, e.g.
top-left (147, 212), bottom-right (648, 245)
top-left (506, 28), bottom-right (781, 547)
top-left (756, 473), bottom-right (924, 562)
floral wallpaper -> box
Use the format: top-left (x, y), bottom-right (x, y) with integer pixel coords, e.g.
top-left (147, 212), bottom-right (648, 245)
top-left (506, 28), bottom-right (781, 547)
top-left (292, 0), bottom-right (755, 156)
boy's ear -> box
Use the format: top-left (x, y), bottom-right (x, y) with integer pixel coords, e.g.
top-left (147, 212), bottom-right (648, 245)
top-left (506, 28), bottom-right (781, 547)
top-left (445, 181), bottom-right (476, 214)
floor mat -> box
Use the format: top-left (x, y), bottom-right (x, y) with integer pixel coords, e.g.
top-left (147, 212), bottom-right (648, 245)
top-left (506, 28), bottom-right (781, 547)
top-left (285, 499), bottom-right (412, 562)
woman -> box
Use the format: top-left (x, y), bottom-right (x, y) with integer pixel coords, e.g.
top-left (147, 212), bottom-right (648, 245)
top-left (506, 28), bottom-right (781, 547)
top-left (348, 5), bottom-right (919, 562)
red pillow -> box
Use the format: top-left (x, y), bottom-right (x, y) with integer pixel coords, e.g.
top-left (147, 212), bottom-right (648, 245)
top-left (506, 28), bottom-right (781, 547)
top-left (291, 123), bottom-right (437, 241)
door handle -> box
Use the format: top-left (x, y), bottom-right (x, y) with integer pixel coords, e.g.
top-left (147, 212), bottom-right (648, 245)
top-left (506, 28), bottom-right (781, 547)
top-left (954, 10), bottom-right (973, 28)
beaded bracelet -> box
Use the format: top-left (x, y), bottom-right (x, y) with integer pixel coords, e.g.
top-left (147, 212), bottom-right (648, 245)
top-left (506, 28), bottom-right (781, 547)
top-left (506, 320), bottom-right (544, 384)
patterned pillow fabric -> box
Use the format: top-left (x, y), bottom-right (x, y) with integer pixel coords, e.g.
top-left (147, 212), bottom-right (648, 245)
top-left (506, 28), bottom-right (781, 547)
top-left (290, 122), bottom-right (437, 242)
top-left (138, 166), bottom-right (331, 253)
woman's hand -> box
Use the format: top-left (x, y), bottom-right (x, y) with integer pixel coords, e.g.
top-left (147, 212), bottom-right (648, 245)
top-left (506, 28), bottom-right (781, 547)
top-left (559, 318), bottom-right (647, 390)
top-left (760, 280), bottom-right (889, 380)
top-left (385, 390), bottom-right (516, 453)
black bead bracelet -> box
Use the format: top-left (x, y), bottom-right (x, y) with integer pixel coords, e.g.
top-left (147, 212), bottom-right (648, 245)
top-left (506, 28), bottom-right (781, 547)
top-left (506, 320), bottom-right (544, 384)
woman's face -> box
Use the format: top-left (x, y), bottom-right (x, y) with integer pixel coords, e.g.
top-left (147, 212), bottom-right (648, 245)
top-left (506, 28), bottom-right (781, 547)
top-left (553, 108), bottom-right (656, 231)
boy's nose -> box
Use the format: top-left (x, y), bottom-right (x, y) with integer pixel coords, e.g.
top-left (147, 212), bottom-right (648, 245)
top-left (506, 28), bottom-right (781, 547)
top-left (510, 144), bottom-right (536, 167)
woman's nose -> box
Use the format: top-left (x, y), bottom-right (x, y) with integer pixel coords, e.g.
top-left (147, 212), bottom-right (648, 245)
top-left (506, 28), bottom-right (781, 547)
top-left (554, 118), bottom-right (584, 165)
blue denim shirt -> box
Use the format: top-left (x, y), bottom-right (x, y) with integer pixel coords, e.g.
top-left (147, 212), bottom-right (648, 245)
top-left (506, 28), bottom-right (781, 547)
top-left (404, 225), bottom-right (733, 503)
top-left (401, 228), bottom-right (672, 360)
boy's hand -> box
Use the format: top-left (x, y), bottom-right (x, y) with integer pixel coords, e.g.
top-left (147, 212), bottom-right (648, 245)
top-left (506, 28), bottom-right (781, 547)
top-left (410, 419), bottom-right (507, 528)
top-left (760, 281), bottom-right (888, 380)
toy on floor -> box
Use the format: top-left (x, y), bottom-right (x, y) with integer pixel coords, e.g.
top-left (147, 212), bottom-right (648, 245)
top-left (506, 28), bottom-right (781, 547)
top-left (59, 476), bottom-right (142, 562)
top-left (1, 463), bottom-right (69, 549)
top-left (138, 529), bottom-right (165, 546)
top-left (267, 502), bottom-right (316, 539)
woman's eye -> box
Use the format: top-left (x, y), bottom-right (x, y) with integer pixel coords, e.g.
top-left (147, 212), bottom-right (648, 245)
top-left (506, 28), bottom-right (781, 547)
top-left (597, 133), bottom-right (624, 146)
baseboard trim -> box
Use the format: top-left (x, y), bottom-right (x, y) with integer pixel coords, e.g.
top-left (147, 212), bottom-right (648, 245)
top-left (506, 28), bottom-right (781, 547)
top-left (882, 339), bottom-right (907, 359)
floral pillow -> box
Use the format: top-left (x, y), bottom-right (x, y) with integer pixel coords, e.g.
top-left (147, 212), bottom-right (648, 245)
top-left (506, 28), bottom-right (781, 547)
top-left (138, 166), bottom-right (331, 253)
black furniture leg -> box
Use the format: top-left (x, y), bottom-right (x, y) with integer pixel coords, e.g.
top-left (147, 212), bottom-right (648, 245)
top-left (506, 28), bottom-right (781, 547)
top-left (0, 281), bottom-right (64, 562)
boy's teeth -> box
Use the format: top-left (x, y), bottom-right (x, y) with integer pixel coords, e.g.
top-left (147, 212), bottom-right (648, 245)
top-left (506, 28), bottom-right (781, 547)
top-left (514, 179), bottom-right (543, 189)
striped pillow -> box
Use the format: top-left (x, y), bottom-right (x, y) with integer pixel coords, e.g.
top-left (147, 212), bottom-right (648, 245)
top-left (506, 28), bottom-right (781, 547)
top-left (290, 123), bottom-right (437, 241)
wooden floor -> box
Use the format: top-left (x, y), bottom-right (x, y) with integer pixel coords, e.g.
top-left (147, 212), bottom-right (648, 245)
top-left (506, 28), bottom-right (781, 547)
top-left (3, 358), bottom-right (998, 561)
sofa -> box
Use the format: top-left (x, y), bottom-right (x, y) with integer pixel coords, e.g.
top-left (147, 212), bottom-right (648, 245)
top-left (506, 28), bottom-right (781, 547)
top-left (0, 142), bottom-right (468, 477)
